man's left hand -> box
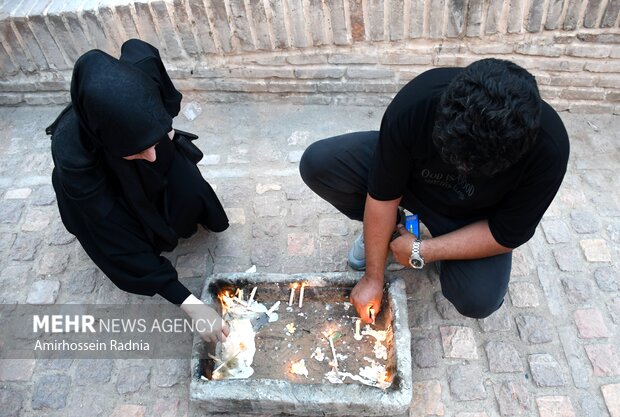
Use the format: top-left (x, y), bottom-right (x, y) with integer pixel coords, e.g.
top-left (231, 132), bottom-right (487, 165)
top-left (389, 224), bottom-right (416, 267)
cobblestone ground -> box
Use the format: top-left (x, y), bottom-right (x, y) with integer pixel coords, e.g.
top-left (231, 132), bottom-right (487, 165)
top-left (0, 101), bottom-right (618, 417)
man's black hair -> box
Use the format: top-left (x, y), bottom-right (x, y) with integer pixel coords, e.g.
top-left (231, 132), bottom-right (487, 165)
top-left (433, 58), bottom-right (542, 176)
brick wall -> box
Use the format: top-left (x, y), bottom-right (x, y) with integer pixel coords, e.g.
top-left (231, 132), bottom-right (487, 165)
top-left (0, 0), bottom-right (619, 112)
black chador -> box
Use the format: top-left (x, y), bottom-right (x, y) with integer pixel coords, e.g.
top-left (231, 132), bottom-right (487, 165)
top-left (47, 39), bottom-right (228, 305)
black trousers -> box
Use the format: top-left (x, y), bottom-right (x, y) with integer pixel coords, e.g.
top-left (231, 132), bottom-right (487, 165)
top-left (299, 131), bottom-right (512, 319)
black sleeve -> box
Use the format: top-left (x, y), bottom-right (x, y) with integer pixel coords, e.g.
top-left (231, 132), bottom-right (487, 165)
top-left (489, 112), bottom-right (570, 248)
top-left (367, 109), bottom-right (413, 201)
top-left (80, 198), bottom-right (191, 305)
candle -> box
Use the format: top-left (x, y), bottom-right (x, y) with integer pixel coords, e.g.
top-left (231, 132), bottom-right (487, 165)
top-left (237, 289), bottom-right (244, 301)
top-left (369, 307), bottom-right (376, 325)
top-left (247, 286), bottom-right (257, 306)
top-left (298, 283), bottom-right (306, 308)
top-left (288, 283), bottom-right (298, 306)
top-left (328, 333), bottom-right (338, 369)
top-left (354, 319), bottom-right (362, 341)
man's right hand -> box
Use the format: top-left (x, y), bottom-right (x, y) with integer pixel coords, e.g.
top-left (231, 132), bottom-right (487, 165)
top-left (350, 274), bottom-right (384, 323)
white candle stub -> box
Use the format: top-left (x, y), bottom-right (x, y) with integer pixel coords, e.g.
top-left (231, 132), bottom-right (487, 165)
top-left (354, 319), bottom-right (363, 341)
top-left (298, 283), bottom-right (306, 308)
top-left (288, 284), bottom-right (297, 306)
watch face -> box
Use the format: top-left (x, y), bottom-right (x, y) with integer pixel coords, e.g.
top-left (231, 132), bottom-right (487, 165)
top-left (411, 259), bottom-right (423, 268)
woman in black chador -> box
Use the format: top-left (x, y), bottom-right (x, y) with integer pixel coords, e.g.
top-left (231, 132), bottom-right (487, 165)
top-left (47, 39), bottom-right (228, 341)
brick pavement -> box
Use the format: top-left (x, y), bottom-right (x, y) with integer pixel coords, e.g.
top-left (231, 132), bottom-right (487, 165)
top-left (0, 101), bottom-right (618, 417)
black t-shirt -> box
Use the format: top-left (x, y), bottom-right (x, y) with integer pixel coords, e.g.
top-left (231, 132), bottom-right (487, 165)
top-left (368, 68), bottom-right (570, 248)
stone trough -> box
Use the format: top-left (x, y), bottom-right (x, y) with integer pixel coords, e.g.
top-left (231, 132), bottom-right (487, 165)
top-left (189, 272), bottom-right (412, 416)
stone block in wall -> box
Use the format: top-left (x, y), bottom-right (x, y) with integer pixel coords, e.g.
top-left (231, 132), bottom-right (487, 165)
top-left (598, 75), bottom-right (620, 88)
top-left (606, 91), bottom-right (620, 102)
top-left (429, 0), bottom-right (445, 38)
top-left (349, 0), bottom-right (365, 42)
top-left (45, 0), bottom-right (80, 65)
top-left (446, 0), bottom-right (467, 37)
top-left (150, 0), bottom-right (185, 59)
top-left (508, 0), bottom-right (525, 33)
top-left (485, 0), bottom-right (504, 34)
top-left (248, 0), bottom-right (272, 50)
top-left (559, 88), bottom-right (606, 101)
top-left (188, 0), bottom-right (217, 54)
top-left (549, 75), bottom-right (597, 87)
top-left (327, 0), bottom-right (350, 45)
top-left (294, 68), bottom-right (345, 79)
top-left (568, 102), bottom-right (616, 113)
top-left (584, 0), bottom-right (604, 28)
top-left (133, 2), bottom-right (161, 48)
top-left (97, 3), bottom-right (126, 54)
top-left (266, 81), bottom-right (317, 93)
top-left (327, 53), bottom-right (379, 64)
top-left (10, 1), bottom-right (49, 71)
top-left (23, 92), bottom-right (69, 105)
top-left (0, 93), bottom-right (23, 105)
top-left (585, 60), bottom-right (620, 73)
top-left (469, 43), bottom-right (514, 54)
top-left (171, 0), bottom-right (201, 56)
top-left (287, 0), bottom-right (309, 48)
top-left (563, 0), bottom-right (581, 30)
top-left (383, 53), bottom-right (433, 65)
top-left (601, 0), bottom-right (620, 27)
top-left (409, 0), bottom-right (424, 38)
top-left (317, 81), bottom-right (399, 93)
top-left (515, 43), bottom-right (564, 57)
top-left (306, 0), bottom-right (328, 46)
top-left (286, 54), bottom-right (328, 65)
top-left (389, 0), bottom-right (405, 40)
top-left (264, 0), bottom-right (288, 49)
top-left (525, 1), bottom-right (545, 32)
top-left (28, 0), bottom-right (69, 70)
top-left (466, 0), bottom-right (483, 37)
top-left (207, 0), bottom-right (234, 53)
top-left (0, 41), bottom-right (17, 76)
top-left (229, 0), bottom-right (255, 51)
top-left (566, 44), bottom-right (612, 58)
top-left (545, 0), bottom-right (565, 30)
top-left (367, 0), bottom-right (385, 41)
top-left (115, 3), bottom-right (140, 40)
top-left (80, 0), bottom-right (115, 53)
top-left (577, 33), bottom-right (620, 43)
top-left (346, 67), bottom-right (394, 79)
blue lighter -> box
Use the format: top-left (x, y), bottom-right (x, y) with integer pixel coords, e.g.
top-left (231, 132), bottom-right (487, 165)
top-left (405, 213), bottom-right (420, 238)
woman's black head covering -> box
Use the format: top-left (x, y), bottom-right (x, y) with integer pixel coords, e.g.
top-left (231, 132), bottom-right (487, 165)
top-left (48, 39), bottom-right (185, 251)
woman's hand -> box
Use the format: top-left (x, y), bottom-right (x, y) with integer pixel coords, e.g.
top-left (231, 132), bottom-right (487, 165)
top-left (180, 294), bottom-right (229, 343)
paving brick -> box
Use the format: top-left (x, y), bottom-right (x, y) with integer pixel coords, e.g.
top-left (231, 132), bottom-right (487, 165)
top-left (440, 326), bottom-right (478, 359)
top-left (253, 195), bottom-right (287, 218)
top-left (0, 200), bottom-right (24, 223)
top-left (536, 396), bottom-right (576, 417)
top-left (21, 207), bottom-right (52, 232)
top-left (516, 314), bottom-right (554, 344)
top-left (151, 398), bottom-right (183, 417)
top-left (10, 233), bottom-right (40, 261)
top-left (225, 208), bottom-right (246, 225)
top-left (346, 67), bottom-right (394, 79)
top-left (553, 247), bottom-right (587, 271)
top-left (32, 374), bottom-right (71, 410)
top-left (580, 239), bottom-right (612, 262)
top-left (602, 383), bottom-right (620, 417)
top-left (485, 341), bottom-right (524, 373)
top-left (570, 210), bottom-right (601, 233)
top-left (37, 250), bottom-right (70, 275)
top-left (448, 365), bottom-right (487, 400)
top-left (455, 413), bottom-right (489, 417)
top-left (116, 365), bottom-right (150, 394)
top-left (152, 359), bottom-right (189, 387)
top-left (255, 183), bottom-right (282, 194)
top-left (0, 359), bottom-right (35, 381)
top-left (75, 359), bottom-right (113, 385)
top-left (48, 222), bottom-right (76, 245)
top-left (574, 308), bottom-right (610, 338)
top-left (251, 218), bottom-right (283, 238)
top-left (509, 282), bottom-right (540, 307)
top-left (26, 280), bottom-right (60, 304)
top-left (434, 291), bottom-right (464, 319)
top-left (175, 253), bottom-right (206, 278)
top-left (528, 353), bottom-right (567, 387)
top-left (561, 277), bottom-right (593, 304)
top-left (412, 334), bottom-right (441, 368)
top-left (109, 404), bottom-right (146, 417)
top-left (0, 387), bottom-right (23, 417)
top-left (32, 185), bottom-right (56, 206)
top-left (318, 218), bottom-right (348, 236)
top-left (287, 233), bottom-right (315, 256)
top-left (409, 380), bottom-right (445, 416)
top-left (541, 219), bottom-right (572, 243)
top-left (494, 381), bottom-right (532, 416)
top-left (4, 187), bottom-right (31, 199)
top-left (608, 297), bottom-right (620, 324)
top-left (584, 344), bottom-right (620, 376)
top-left (0, 232), bottom-right (16, 254)
top-left (251, 238), bottom-right (281, 267)
top-left (318, 237), bottom-right (348, 272)
top-left (65, 268), bottom-right (98, 294)
top-left (478, 304), bottom-right (512, 332)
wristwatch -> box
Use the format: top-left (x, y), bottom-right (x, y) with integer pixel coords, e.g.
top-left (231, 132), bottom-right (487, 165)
top-left (409, 239), bottom-right (425, 269)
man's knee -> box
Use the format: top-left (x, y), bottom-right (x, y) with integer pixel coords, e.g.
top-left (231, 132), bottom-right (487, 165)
top-left (446, 290), bottom-right (503, 319)
top-left (299, 141), bottom-right (324, 188)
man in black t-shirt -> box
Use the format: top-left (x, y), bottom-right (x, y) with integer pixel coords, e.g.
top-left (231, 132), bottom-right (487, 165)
top-left (300, 59), bottom-right (569, 323)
